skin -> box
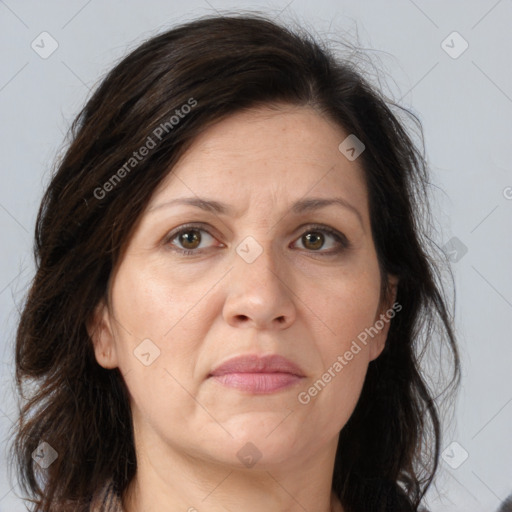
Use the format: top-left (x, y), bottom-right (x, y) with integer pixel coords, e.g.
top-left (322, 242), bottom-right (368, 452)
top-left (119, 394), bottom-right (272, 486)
top-left (88, 105), bottom-right (398, 512)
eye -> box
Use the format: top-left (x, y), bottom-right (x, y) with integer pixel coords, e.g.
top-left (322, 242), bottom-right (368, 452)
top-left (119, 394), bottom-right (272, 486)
top-left (164, 223), bottom-right (349, 256)
top-left (292, 224), bottom-right (349, 255)
top-left (165, 224), bottom-right (220, 255)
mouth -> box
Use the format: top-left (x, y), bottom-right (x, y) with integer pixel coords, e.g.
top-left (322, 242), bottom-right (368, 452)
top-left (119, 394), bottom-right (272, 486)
top-left (208, 354), bottom-right (305, 394)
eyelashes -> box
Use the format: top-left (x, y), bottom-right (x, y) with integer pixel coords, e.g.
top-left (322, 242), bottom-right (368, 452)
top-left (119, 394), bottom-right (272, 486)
top-left (164, 222), bottom-right (350, 257)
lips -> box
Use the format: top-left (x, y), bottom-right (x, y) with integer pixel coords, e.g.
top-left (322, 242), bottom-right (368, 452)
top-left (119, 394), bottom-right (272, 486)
top-left (209, 354), bottom-right (305, 377)
top-left (208, 354), bottom-right (305, 394)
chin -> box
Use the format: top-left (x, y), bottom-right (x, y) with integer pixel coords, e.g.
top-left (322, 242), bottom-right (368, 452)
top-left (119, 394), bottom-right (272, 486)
top-left (212, 422), bottom-right (307, 467)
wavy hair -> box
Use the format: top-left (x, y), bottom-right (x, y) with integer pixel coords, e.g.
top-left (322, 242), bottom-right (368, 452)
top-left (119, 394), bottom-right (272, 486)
top-left (10, 13), bottom-right (460, 511)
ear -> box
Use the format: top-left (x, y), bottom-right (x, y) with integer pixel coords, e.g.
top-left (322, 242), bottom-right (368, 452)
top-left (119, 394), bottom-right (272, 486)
top-left (369, 274), bottom-right (399, 362)
top-left (86, 297), bottom-right (119, 369)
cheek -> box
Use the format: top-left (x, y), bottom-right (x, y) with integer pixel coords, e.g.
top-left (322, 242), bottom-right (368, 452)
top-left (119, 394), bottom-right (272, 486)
top-left (300, 329), bottom-right (372, 442)
top-left (110, 258), bottom-right (212, 343)
top-left (108, 270), bottom-right (203, 437)
top-left (109, 260), bottom-right (213, 410)
top-left (299, 263), bottom-right (381, 430)
top-left (110, 266), bottom-right (168, 339)
top-left (318, 263), bottom-right (382, 350)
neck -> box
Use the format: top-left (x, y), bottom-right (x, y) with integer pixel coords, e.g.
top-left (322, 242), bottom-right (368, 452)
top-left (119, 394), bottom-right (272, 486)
top-left (122, 439), bottom-right (344, 512)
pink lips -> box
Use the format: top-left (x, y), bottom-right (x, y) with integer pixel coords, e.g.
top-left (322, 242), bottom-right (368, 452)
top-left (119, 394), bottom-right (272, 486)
top-left (208, 354), bottom-right (305, 394)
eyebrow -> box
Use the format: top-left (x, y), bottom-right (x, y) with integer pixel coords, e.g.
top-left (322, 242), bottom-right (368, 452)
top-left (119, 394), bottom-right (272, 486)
top-left (148, 196), bottom-right (363, 225)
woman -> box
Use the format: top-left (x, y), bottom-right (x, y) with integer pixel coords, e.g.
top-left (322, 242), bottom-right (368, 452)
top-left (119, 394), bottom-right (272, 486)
top-left (11, 13), bottom-right (460, 512)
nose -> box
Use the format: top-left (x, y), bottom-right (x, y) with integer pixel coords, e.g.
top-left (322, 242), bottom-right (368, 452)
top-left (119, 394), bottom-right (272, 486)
top-left (222, 239), bottom-right (297, 331)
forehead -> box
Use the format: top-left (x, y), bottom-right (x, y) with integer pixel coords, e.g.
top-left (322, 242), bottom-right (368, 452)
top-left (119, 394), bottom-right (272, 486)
top-left (147, 105), bottom-right (369, 219)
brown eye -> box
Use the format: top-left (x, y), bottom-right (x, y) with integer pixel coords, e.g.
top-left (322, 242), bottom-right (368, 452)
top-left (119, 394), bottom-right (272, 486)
top-left (165, 223), bottom-right (348, 256)
top-left (166, 225), bottom-right (218, 254)
top-left (302, 231), bottom-right (325, 251)
top-left (178, 229), bottom-right (202, 250)
top-left (293, 225), bottom-right (349, 255)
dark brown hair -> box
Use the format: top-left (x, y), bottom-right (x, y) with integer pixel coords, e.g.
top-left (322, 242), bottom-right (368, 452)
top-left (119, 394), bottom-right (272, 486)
top-left (10, 12), bottom-right (460, 511)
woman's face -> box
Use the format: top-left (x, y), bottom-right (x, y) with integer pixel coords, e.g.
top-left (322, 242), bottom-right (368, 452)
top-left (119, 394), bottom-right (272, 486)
top-left (90, 105), bottom-right (396, 472)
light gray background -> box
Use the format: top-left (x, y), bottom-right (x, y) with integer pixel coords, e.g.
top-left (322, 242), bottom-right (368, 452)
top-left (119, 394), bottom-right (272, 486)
top-left (1, 1), bottom-right (511, 511)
